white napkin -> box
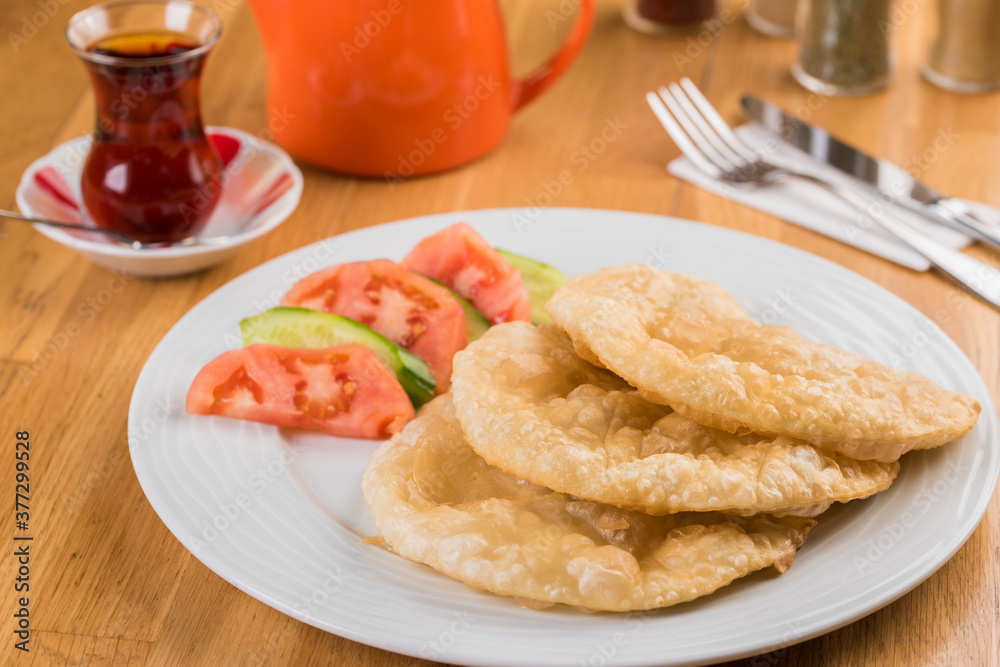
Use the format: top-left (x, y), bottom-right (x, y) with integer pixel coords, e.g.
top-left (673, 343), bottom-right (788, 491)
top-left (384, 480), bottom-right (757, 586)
top-left (668, 124), bottom-right (975, 272)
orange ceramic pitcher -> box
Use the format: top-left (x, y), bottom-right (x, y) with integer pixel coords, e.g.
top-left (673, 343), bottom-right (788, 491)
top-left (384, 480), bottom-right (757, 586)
top-left (246, 0), bottom-right (596, 178)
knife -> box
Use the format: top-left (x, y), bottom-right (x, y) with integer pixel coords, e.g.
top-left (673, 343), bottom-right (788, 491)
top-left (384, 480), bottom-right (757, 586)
top-left (741, 94), bottom-right (1000, 253)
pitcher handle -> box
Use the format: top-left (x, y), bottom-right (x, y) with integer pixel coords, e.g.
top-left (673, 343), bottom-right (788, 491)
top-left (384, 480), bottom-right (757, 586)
top-left (511, 0), bottom-right (596, 111)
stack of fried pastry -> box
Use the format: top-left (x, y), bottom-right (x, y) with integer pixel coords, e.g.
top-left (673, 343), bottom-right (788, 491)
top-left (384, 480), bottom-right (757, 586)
top-left (362, 265), bottom-right (980, 612)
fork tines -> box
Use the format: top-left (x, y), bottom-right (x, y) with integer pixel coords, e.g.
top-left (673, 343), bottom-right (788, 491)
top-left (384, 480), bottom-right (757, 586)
top-left (646, 78), bottom-right (759, 178)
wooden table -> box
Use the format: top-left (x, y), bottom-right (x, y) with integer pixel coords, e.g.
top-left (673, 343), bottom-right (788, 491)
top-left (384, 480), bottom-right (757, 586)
top-left (2, 1), bottom-right (997, 665)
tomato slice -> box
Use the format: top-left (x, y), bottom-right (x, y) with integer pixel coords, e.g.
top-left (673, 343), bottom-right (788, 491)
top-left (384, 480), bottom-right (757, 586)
top-left (280, 259), bottom-right (467, 392)
top-left (185, 343), bottom-right (414, 439)
top-left (402, 222), bottom-right (531, 325)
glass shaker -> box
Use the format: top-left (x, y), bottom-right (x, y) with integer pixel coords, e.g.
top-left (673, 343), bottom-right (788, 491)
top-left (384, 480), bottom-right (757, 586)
top-left (747, 0), bottom-right (797, 38)
top-left (623, 0), bottom-right (717, 34)
top-left (792, 0), bottom-right (892, 95)
top-left (922, 0), bottom-right (1000, 92)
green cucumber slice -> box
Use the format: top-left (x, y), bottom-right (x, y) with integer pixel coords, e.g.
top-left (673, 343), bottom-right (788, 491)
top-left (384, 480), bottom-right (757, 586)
top-left (240, 307), bottom-right (436, 407)
top-left (425, 277), bottom-right (491, 342)
top-left (497, 250), bottom-right (568, 325)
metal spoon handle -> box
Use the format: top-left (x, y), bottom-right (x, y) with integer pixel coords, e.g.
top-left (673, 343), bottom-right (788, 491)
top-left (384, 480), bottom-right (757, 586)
top-left (0, 208), bottom-right (138, 245)
top-left (0, 209), bottom-right (238, 249)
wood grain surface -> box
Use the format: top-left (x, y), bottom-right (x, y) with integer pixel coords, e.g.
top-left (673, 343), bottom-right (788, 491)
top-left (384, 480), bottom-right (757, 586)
top-left (1, 1), bottom-right (997, 665)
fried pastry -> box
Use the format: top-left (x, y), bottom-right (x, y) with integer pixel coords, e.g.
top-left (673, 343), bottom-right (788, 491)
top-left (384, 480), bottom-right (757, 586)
top-left (545, 265), bottom-right (980, 462)
top-left (362, 395), bottom-right (815, 612)
top-left (451, 323), bottom-right (898, 516)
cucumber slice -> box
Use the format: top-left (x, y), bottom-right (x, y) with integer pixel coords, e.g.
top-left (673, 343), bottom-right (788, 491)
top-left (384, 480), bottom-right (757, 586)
top-left (452, 290), bottom-right (491, 342)
top-left (240, 307), bottom-right (436, 407)
top-left (425, 277), bottom-right (491, 342)
top-left (497, 250), bottom-right (568, 325)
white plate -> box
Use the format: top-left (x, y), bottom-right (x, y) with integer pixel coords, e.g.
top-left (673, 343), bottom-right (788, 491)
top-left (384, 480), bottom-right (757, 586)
top-left (128, 208), bottom-right (999, 667)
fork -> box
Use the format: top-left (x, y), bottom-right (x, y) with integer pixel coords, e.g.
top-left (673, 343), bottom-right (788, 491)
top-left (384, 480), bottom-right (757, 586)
top-left (646, 78), bottom-right (1000, 312)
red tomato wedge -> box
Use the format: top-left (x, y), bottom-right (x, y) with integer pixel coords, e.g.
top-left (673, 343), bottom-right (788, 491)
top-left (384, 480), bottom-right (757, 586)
top-left (280, 259), bottom-right (467, 392)
top-left (185, 344), bottom-right (414, 439)
top-left (402, 222), bottom-right (531, 325)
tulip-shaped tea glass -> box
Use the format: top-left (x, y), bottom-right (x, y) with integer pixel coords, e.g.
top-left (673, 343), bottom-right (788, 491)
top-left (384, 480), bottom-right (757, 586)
top-left (66, 0), bottom-right (222, 244)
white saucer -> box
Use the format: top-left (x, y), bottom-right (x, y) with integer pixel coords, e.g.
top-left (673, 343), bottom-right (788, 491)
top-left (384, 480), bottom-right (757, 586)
top-left (15, 126), bottom-right (303, 277)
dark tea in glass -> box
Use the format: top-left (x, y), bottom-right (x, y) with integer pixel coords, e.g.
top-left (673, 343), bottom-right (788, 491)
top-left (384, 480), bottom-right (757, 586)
top-left (66, 1), bottom-right (223, 244)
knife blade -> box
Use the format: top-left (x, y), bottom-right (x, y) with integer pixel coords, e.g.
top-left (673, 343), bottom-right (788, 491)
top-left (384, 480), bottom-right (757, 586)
top-left (741, 94), bottom-right (1000, 253)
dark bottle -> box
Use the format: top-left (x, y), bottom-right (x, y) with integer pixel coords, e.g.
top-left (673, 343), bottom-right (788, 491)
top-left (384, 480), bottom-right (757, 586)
top-left (624, 0), bottom-right (718, 34)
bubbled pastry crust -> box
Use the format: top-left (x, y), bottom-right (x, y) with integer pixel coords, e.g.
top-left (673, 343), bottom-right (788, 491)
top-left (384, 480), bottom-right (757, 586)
top-left (451, 323), bottom-right (898, 516)
top-left (362, 395), bottom-right (815, 612)
top-left (545, 265), bottom-right (980, 462)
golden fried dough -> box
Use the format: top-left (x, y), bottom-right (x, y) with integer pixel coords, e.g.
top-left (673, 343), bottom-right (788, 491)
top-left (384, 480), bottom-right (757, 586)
top-left (451, 323), bottom-right (898, 516)
top-left (545, 266), bottom-right (980, 462)
top-left (362, 395), bottom-right (815, 612)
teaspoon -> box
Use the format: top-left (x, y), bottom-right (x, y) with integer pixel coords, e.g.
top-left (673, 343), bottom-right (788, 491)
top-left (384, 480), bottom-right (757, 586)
top-left (0, 209), bottom-right (235, 250)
